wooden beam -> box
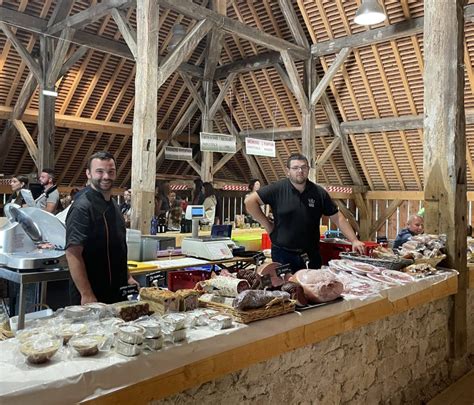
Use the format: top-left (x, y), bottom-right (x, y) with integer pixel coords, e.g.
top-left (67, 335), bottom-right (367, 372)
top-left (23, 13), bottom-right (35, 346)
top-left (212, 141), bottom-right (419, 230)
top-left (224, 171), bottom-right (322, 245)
top-left (46, 28), bottom-right (74, 85)
top-left (209, 72), bottom-right (236, 119)
top-left (214, 51), bottom-right (282, 80)
top-left (310, 47), bottom-right (351, 107)
top-left (279, 50), bottom-right (308, 111)
top-left (312, 16), bottom-right (424, 56)
top-left (158, 19), bottom-right (213, 87)
top-left (58, 46), bottom-right (88, 77)
top-left (315, 137), bottom-right (341, 168)
top-left (131, 0), bottom-right (159, 233)
top-left (369, 199), bottom-right (402, 238)
top-left (156, 0), bottom-right (309, 60)
top-left (179, 72), bottom-right (205, 112)
top-left (47, 0), bottom-right (134, 35)
top-left (0, 22), bottom-right (42, 81)
top-left (277, 0), bottom-right (309, 48)
top-left (334, 200), bottom-right (359, 234)
top-left (111, 8), bottom-right (137, 59)
top-left (170, 139), bottom-right (201, 175)
top-left (424, 0), bottom-right (466, 358)
top-left (12, 120), bottom-right (38, 167)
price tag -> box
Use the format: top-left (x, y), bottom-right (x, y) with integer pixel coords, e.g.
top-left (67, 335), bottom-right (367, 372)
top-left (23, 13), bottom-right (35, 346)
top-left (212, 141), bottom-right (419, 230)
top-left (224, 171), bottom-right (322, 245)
top-left (119, 284), bottom-right (139, 299)
top-left (300, 253), bottom-right (309, 266)
top-left (274, 263), bottom-right (292, 277)
top-left (253, 252), bottom-right (266, 265)
top-left (146, 271), bottom-right (167, 287)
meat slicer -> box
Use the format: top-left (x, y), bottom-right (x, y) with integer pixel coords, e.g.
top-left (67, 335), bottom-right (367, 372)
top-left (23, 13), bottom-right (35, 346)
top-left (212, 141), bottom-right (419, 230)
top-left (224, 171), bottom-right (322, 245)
top-left (0, 204), bottom-right (67, 270)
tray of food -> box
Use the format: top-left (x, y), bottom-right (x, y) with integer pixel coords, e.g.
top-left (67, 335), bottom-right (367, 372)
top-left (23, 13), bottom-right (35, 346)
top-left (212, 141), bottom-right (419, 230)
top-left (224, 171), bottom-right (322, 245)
top-left (340, 252), bottom-right (413, 270)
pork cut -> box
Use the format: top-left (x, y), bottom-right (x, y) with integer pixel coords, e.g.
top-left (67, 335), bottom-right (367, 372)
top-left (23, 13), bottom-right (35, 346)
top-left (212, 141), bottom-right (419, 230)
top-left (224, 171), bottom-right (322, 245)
top-left (290, 269), bottom-right (344, 303)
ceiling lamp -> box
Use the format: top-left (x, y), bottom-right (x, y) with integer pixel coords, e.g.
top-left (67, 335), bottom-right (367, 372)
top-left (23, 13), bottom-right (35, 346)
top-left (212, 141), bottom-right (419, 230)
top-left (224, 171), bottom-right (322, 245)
top-left (354, 0), bottom-right (387, 26)
top-left (168, 24), bottom-right (186, 51)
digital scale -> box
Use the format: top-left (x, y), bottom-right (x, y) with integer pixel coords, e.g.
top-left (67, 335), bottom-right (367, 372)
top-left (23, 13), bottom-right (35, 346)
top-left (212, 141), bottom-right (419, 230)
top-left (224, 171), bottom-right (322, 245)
top-left (180, 205), bottom-right (234, 260)
top-left (0, 204), bottom-right (67, 270)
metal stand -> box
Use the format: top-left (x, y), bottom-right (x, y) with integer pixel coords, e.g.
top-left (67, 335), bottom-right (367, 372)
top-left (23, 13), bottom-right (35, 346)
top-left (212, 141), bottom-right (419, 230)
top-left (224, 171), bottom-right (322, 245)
top-left (0, 267), bottom-right (69, 330)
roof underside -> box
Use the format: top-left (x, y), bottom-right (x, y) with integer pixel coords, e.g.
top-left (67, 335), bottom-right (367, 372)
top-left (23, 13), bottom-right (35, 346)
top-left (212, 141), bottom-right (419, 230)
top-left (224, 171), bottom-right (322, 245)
top-left (0, 0), bottom-right (472, 190)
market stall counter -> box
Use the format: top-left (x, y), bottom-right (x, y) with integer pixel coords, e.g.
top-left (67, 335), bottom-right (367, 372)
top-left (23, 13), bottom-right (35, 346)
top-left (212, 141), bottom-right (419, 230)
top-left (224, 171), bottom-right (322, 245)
top-left (0, 271), bottom-right (458, 405)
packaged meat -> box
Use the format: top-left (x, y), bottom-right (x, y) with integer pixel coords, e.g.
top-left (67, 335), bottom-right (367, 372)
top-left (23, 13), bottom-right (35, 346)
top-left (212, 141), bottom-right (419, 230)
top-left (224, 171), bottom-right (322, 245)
top-left (256, 262), bottom-right (291, 288)
top-left (162, 313), bottom-right (187, 331)
top-left (382, 270), bottom-right (415, 284)
top-left (20, 335), bottom-right (61, 364)
top-left (232, 290), bottom-right (291, 310)
top-left (366, 272), bottom-right (400, 285)
top-left (195, 276), bottom-right (250, 297)
top-left (208, 314), bottom-right (233, 330)
top-left (290, 269), bottom-right (344, 303)
top-left (116, 323), bottom-right (146, 344)
top-left (134, 318), bottom-right (161, 338)
top-left (139, 288), bottom-right (179, 315)
top-left (69, 334), bottom-right (104, 356)
top-left (115, 339), bottom-right (141, 357)
top-left (144, 335), bottom-right (163, 350)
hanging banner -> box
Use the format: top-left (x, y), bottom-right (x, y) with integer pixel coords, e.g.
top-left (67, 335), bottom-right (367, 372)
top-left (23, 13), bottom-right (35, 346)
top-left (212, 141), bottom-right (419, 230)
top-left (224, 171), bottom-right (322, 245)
top-left (200, 132), bottom-right (236, 153)
top-left (164, 146), bottom-right (193, 161)
top-left (245, 137), bottom-right (276, 157)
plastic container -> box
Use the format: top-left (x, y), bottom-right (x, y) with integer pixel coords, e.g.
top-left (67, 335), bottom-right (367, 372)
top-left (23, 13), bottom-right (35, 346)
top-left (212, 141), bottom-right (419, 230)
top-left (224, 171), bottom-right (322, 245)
top-left (10, 308), bottom-right (53, 333)
top-left (167, 269), bottom-right (212, 292)
top-left (319, 238), bottom-right (352, 265)
top-left (363, 241), bottom-right (380, 257)
top-left (261, 233), bottom-right (271, 250)
top-left (232, 234), bottom-right (262, 251)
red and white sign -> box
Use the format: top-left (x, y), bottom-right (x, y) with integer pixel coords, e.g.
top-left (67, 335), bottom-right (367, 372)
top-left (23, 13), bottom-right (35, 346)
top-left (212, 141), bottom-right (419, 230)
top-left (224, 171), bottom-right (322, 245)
top-left (222, 184), bottom-right (248, 191)
top-left (245, 137), bottom-right (276, 157)
top-left (325, 186), bottom-right (353, 194)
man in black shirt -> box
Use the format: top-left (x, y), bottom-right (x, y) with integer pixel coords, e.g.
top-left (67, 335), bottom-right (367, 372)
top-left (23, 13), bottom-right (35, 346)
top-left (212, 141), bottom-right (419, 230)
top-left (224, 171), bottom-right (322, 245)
top-left (65, 151), bottom-right (138, 304)
top-left (245, 153), bottom-right (365, 271)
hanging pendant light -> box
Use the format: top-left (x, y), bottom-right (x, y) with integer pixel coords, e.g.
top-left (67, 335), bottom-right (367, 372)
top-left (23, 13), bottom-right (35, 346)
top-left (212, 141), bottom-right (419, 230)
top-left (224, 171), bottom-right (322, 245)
top-left (354, 0), bottom-right (387, 26)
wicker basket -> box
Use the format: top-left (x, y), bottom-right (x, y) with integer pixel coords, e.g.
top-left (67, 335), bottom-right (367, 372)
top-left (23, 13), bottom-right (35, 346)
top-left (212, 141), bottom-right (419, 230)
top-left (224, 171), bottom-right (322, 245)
top-left (413, 254), bottom-right (446, 267)
top-left (339, 252), bottom-right (413, 270)
top-left (200, 299), bottom-right (296, 324)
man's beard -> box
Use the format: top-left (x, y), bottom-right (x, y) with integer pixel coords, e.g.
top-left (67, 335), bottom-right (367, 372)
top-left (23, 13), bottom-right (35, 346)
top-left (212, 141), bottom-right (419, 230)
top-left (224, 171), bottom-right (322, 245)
top-left (90, 177), bottom-right (113, 192)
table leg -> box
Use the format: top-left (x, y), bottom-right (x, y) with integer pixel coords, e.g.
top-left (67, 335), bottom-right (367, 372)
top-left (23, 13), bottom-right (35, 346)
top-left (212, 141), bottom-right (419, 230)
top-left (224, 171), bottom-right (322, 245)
top-left (18, 283), bottom-right (26, 330)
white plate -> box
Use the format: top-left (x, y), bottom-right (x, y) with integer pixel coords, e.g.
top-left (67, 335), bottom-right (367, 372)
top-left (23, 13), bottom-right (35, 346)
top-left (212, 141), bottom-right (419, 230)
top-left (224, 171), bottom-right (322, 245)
top-left (340, 259), bottom-right (380, 274)
top-left (382, 270), bottom-right (415, 284)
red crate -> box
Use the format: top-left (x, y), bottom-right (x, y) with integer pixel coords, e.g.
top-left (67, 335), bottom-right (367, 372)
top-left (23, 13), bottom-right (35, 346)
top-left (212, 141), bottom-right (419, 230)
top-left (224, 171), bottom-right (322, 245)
top-left (261, 233), bottom-right (271, 250)
top-left (167, 269), bottom-right (211, 292)
top-left (363, 241), bottom-right (380, 257)
top-left (319, 239), bottom-right (352, 265)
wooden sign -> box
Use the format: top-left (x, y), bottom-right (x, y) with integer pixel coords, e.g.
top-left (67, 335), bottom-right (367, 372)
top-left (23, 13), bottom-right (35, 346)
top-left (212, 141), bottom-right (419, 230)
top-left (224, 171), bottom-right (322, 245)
top-left (245, 137), bottom-right (276, 157)
top-left (165, 146), bottom-right (193, 161)
top-left (200, 132), bottom-right (236, 153)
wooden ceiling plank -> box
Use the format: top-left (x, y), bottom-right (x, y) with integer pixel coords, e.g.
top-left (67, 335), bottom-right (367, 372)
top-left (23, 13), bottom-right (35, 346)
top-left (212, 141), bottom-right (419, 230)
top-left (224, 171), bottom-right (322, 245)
top-left (58, 46), bottom-right (88, 78)
top-left (237, 75), bottom-right (265, 128)
top-left (349, 134), bottom-right (373, 190)
top-left (46, 28), bottom-right (75, 85)
top-left (272, 63), bottom-right (302, 124)
top-left (365, 133), bottom-right (389, 189)
top-left (261, 70), bottom-right (292, 127)
top-left (111, 8), bottom-right (137, 59)
top-left (57, 132), bottom-right (87, 184)
top-left (54, 128), bottom-right (74, 165)
top-left (280, 50), bottom-right (308, 111)
top-left (319, 135), bottom-right (343, 184)
top-left (69, 133), bottom-right (103, 185)
top-left (277, 0), bottom-right (309, 48)
top-left (400, 129), bottom-right (422, 189)
top-left (156, 0), bottom-right (309, 59)
top-left (296, 0), bottom-right (317, 44)
top-left (382, 132), bottom-right (405, 189)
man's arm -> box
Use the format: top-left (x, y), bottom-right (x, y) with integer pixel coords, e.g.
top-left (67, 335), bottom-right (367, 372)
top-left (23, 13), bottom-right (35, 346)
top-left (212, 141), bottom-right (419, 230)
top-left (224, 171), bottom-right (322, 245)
top-left (65, 245), bottom-right (97, 304)
top-left (244, 192), bottom-right (274, 235)
top-left (330, 211), bottom-right (366, 254)
top-left (45, 201), bottom-right (56, 213)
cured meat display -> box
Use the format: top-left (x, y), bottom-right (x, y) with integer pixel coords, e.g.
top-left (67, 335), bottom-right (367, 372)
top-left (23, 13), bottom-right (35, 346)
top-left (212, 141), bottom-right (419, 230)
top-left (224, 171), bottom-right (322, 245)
top-left (280, 282), bottom-right (308, 306)
top-left (290, 269), bottom-right (344, 303)
top-left (196, 276), bottom-right (250, 297)
top-left (381, 270), bottom-right (415, 284)
top-left (232, 290), bottom-right (291, 311)
top-left (256, 262), bottom-right (291, 288)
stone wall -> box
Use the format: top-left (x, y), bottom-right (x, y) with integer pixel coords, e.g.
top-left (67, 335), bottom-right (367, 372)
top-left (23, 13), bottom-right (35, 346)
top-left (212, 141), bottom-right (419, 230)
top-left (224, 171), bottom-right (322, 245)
top-left (156, 297), bottom-right (468, 405)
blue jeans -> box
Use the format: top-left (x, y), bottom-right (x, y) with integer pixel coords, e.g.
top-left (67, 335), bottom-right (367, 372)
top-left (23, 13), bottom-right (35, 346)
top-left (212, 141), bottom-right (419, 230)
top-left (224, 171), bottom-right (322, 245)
top-left (271, 245), bottom-right (322, 273)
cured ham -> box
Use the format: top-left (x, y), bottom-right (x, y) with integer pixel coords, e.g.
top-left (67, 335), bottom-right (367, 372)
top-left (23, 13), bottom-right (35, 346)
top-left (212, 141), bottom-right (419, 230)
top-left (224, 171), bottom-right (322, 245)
top-left (290, 269), bottom-right (344, 303)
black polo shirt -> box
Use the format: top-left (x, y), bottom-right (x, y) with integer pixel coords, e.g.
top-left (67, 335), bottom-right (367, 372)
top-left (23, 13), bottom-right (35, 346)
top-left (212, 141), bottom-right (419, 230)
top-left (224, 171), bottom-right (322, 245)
top-left (258, 178), bottom-right (338, 252)
top-left (66, 187), bottom-right (128, 304)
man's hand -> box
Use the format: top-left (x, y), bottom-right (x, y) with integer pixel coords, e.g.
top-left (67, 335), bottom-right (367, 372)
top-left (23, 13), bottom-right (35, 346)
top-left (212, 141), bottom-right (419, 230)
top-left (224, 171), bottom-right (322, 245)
top-left (352, 240), bottom-right (366, 255)
top-left (128, 275), bottom-right (140, 288)
top-left (81, 292), bottom-right (97, 305)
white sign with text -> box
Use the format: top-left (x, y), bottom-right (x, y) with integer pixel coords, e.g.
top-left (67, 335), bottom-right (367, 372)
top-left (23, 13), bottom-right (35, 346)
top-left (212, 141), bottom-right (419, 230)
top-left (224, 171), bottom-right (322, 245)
top-left (245, 137), bottom-right (276, 157)
top-left (164, 146), bottom-right (193, 161)
top-left (200, 132), bottom-right (236, 153)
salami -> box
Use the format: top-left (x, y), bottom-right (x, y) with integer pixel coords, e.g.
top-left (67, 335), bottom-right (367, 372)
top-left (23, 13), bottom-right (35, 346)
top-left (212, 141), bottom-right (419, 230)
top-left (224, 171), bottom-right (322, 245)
top-left (232, 290), bottom-right (290, 310)
top-left (196, 276), bottom-right (250, 297)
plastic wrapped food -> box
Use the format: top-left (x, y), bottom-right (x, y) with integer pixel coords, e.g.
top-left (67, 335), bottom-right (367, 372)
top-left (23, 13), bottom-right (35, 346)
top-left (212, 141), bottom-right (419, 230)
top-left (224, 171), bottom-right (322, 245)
top-left (116, 323), bottom-right (145, 344)
top-left (290, 269), bottom-right (344, 303)
top-left (134, 318), bottom-right (161, 338)
top-left (113, 301), bottom-right (152, 322)
top-left (232, 290), bottom-right (290, 310)
top-left (83, 302), bottom-right (111, 318)
top-left (196, 276), bottom-right (249, 297)
top-left (64, 305), bottom-right (92, 320)
top-left (69, 334), bottom-right (104, 356)
top-left (57, 323), bottom-right (87, 344)
top-left (208, 314), bottom-right (233, 330)
top-left (144, 335), bottom-right (163, 351)
top-left (162, 313), bottom-right (186, 331)
top-left (20, 335), bottom-right (61, 364)
top-left (115, 339), bottom-right (141, 357)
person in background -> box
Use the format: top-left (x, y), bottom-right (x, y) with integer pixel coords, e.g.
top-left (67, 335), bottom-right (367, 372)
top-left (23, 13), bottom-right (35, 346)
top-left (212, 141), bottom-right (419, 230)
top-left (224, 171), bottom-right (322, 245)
top-left (119, 188), bottom-right (132, 226)
top-left (60, 188), bottom-right (79, 210)
top-left (35, 168), bottom-right (60, 214)
top-left (202, 182), bottom-right (218, 226)
top-left (245, 153), bottom-right (365, 272)
top-left (246, 178), bottom-right (269, 217)
top-left (393, 214), bottom-right (424, 250)
top-left (167, 192), bottom-right (183, 231)
top-left (154, 181), bottom-right (170, 217)
top-left (65, 151), bottom-right (138, 305)
top-left (7, 175), bottom-right (29, 206)
top-left (191, 178), bottom-right (205, 205)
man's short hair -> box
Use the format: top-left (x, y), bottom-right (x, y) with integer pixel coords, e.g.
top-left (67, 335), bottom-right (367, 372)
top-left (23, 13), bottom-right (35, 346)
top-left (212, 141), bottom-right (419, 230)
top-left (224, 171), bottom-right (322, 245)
top-left (41, 168), bottom-right (55, 181)
top-left (87, 151), bottom-right (115, 170)
top-left (286, 153), bottom-right (308, 168)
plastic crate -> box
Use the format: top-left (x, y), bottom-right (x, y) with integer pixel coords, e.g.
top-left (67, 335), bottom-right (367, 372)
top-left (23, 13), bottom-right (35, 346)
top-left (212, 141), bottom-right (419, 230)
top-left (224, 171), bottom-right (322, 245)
top-left (319, 239), bottom-right (352, 265)
top-left (261, 233), bottom-right (271, 250)
top-left (167, 268), bottom-right (212, 292)
top-left (363, 241), bottom-right (380, 257)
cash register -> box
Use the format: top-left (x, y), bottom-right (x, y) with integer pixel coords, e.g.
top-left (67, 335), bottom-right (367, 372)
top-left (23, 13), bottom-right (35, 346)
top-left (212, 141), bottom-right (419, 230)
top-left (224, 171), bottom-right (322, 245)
top-left (180, 205), bottom-right (234, 260)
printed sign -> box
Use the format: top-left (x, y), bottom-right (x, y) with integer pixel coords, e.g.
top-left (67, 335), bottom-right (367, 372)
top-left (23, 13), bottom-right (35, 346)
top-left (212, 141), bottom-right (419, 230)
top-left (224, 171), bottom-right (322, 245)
top-left (245, 137), bottom-right (276, 157)
top-left (146, 270), bottom-right (167, 288)
top-left (200, 132), bottom-right (236, 153)
top-left (165, 146), bottom-right (193, 161)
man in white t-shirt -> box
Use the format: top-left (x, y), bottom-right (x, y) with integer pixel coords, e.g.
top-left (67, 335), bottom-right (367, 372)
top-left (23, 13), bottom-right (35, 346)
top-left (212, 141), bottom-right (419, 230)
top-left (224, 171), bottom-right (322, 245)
top-left (35, 168), bottom-right (60, 214)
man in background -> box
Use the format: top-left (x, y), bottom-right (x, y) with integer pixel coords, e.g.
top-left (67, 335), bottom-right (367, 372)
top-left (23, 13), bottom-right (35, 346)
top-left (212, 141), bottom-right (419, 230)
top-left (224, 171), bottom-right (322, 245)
top-left (36, 168), bottom-right (60, 213)
top-left (65, 151), bottom-right (138, 304)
